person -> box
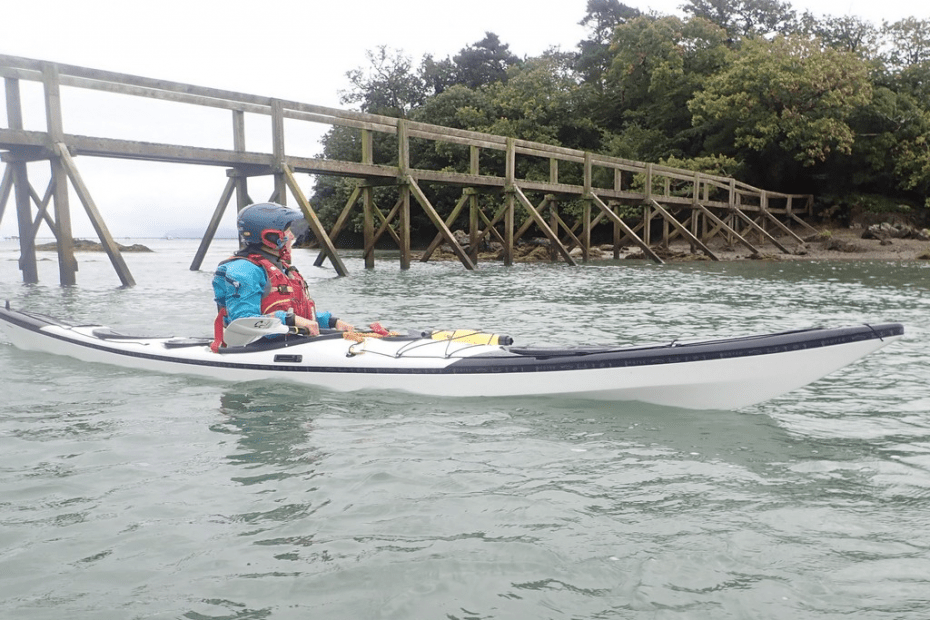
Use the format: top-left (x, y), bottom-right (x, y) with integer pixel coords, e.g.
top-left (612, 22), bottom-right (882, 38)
top-left (211, 202), bottom-right (353, 351)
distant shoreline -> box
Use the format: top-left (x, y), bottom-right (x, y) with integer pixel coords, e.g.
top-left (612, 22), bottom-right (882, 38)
top-left (9, 226), bottom-right (930, 262)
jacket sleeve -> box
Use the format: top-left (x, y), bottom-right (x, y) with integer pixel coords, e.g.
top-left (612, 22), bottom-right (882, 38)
top-left (315, 311), bottom-right (333, 329)
top-left (213, 260), bottom-right (287, 324)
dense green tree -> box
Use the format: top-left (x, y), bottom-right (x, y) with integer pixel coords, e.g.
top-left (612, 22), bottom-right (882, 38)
top-left (452, 32), bottom-right (521, 89)
top-left (798, 12), bottom-right (879, 57)
top-left (418, 33), bottom-right (521, 96)
top-left (689, 34), bottom-right (872, 190)
top-left (851, 88), bottom-right (930, 201)
top-left (599, 15), bottom-right (730, 160)
top-left (340, 46), bottom-right (426, 117)
top-left (575, 0), bottom-right (642, 87)
top-left (680, 0), bottom-right (797, 39)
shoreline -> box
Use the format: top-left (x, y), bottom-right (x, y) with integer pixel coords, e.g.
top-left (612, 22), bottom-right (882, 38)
top-left (11, 226), bottom-right (930, 263)
top-left (426, 225), bottom-right (930, 263)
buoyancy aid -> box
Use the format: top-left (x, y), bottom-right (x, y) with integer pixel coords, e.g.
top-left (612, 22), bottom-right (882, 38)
top-left (211, 250), bottom-right (315, 352)
top-left (244, 252), bottom-right (316, 320)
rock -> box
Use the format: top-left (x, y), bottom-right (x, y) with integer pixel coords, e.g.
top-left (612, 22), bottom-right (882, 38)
top-left (826, 238), bottom-right (865, 253)
top-left (863, 222), bottom-right (928, 241)
top-left (35, 239), bottom-right (153, 252)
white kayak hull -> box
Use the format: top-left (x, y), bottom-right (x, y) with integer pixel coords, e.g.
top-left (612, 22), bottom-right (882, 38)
top-left (0, 304), bottom-right (903, 410)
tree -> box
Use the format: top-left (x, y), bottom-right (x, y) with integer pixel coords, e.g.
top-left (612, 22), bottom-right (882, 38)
top-left (575, 0), bottom-right (642, 87)
top-left (689, 35), bottom-right (872, 178)
top-left (882, 17), bottom-right (930, 70)
top-left (799, 12), bottom-right (879, 57)
top-left (851, 87), bottom-right (930, 200)
top-left (340, 46), bottom-right (426, 117)
top-left (680, 0), bottom-right (797, 39)
top-left (418, 33), bottom-right (521, 96)
top-left (451, 33), bottom-right (521, 90)
top-left (598, 15), bottom-right (730, 160)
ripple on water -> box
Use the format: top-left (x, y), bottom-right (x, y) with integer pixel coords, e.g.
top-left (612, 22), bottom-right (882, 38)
top-left (1, 244), bottom-right (930, 617)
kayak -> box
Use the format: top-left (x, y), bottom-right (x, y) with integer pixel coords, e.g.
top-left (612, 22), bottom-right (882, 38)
top-left (0, 302), bottom-right (903, 410)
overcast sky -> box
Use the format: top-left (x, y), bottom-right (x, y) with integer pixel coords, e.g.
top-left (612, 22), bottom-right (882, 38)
top-left (1, 0), bottom-right (927, 238)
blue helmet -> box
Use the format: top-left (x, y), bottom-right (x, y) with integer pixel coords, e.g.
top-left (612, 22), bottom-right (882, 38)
top-left (237, 202), bottom-right (308, 250)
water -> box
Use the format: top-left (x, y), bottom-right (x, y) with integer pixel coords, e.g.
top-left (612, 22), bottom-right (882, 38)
top-left (1, 240), bottom-right (929, 619)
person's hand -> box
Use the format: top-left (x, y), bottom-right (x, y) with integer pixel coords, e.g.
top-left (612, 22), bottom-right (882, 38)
top-left (335, 319), bottom-right (353, 332)
top-left (295, 315), bottom-right (320, 336)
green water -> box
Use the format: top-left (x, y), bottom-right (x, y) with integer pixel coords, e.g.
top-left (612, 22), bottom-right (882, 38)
top-left (1, 241), bottom-right (928, 619)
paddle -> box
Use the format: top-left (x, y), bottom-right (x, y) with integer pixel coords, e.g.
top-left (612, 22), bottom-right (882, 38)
top-left (223, 317), bottom-right (291, 347)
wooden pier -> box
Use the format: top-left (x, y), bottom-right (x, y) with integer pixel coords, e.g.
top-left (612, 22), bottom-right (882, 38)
top-left (0, 54), bottom-right (815, 285)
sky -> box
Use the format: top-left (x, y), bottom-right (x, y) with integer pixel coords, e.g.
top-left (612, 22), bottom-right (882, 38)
top-left (1, 0), bottom-right (927, 238)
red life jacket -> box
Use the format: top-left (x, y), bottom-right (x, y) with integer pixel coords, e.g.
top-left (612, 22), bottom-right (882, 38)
top-left (211, 251), bottom-right (315, 352)
top-left (243, 253), bottom-right (316, 320)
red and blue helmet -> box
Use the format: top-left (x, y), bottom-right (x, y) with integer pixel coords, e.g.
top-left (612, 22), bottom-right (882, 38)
top-left (237, 202), bottom-right (309, 250)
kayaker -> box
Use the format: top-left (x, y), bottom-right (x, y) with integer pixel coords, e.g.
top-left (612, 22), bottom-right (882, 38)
top-left (211, 202), bottom-right (353, 351)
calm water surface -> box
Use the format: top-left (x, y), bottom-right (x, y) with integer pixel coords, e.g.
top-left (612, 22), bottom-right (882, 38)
top-left (1, 240), bottom-right (929, 619)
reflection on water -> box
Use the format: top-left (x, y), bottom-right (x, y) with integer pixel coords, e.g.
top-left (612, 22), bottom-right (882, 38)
top-left (213, 388), bottom-right (324, 486)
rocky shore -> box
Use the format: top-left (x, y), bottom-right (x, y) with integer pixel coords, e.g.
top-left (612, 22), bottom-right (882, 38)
top-left (34, 239), bottom-right (153, 252)
top-left (426, 222), bottom-right (930, 263)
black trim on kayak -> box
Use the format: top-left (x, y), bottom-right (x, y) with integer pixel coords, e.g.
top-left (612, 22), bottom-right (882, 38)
top-left (0, 304), bottom-right (904, 376)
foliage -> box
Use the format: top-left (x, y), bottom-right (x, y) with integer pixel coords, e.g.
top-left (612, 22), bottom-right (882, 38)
top-left (689, 35), bottom-right (872, 168)
top-left (798, 13), bottom-right (879, 57)
top-left (308, 1), bottom-right (930, 239)
top-left (600, 15), bottom-right (730, 159)
top-left (882, 17), bottom-right (930, 70)
top-left (340, 46), bottom-right (426, 117)
top-left (680, 0), bottom-right (797, 39)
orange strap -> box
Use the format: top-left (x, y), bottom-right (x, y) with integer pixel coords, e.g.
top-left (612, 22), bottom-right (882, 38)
top-left (210, 308), bottom-right (227, 353)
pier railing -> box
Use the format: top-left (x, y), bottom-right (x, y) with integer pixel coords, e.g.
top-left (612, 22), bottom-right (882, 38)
top-left (0, 54), bottom-right (814, 285)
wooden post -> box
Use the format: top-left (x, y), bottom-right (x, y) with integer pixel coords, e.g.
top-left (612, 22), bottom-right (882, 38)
top-left (582, 152), bottom-right (592, 262)
top-left (649, 199), bottom-right (718, 260)
top-left (232, 109), bottom-right (250, 211)
top-left (662, 208), bottom-right (669, 251)
top-left (281, 165), bottom-right (348, 276)
top-left (420, 191), bottom-right (470, 263)
top-left (511, 186), bottom-right (576, 266)
top-left (364, 197), bottom-right (402, 257)
top-left (550, 159), bottom-right (560, 262)
top-left (408, 179), bottom-right (474, 270)
top-left (314, 186), bottom-right (360, 267)
top-left (6, 77), bottom-right (39, 283)
top-left (729, 206), bottom-right (791, 254)
top-left (191, 177), bottom-right (236, 272)
top-left (468, 146), bottom-right (480, 263)
top-left (643, 204), bottom-right (652, 246)
top-left (43, 63), bottom-right (77, 286)
top-left (0, 165), bottom-right (12, 226)
top-left (613, 169), bottom-right (624, 259)
top-left (399, 184), bottom-right (411, 270)
top-left (362, 129), bottom-right (375, 269)
top-left (503, 137), bottom-right (515, 266)
top-left (589, 193), bottom-right (664, 264)
top-left (55, 144), bottom-right (135, 286)
top-left (397, 120), bottom-right (411, 270)
top-left (271, 99), bottom-right (286, 204)
top-left (644, 163), bottom-right (653, 199)
top-left (696, 204), bottom-right (759, 256)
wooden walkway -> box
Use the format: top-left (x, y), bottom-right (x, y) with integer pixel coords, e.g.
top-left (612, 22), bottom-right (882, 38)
top-left (0, 54), bottom-right (815, 285)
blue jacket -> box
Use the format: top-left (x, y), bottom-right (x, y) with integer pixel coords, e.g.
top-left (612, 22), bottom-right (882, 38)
top-left (212, 258), bottom-right (333, 329)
